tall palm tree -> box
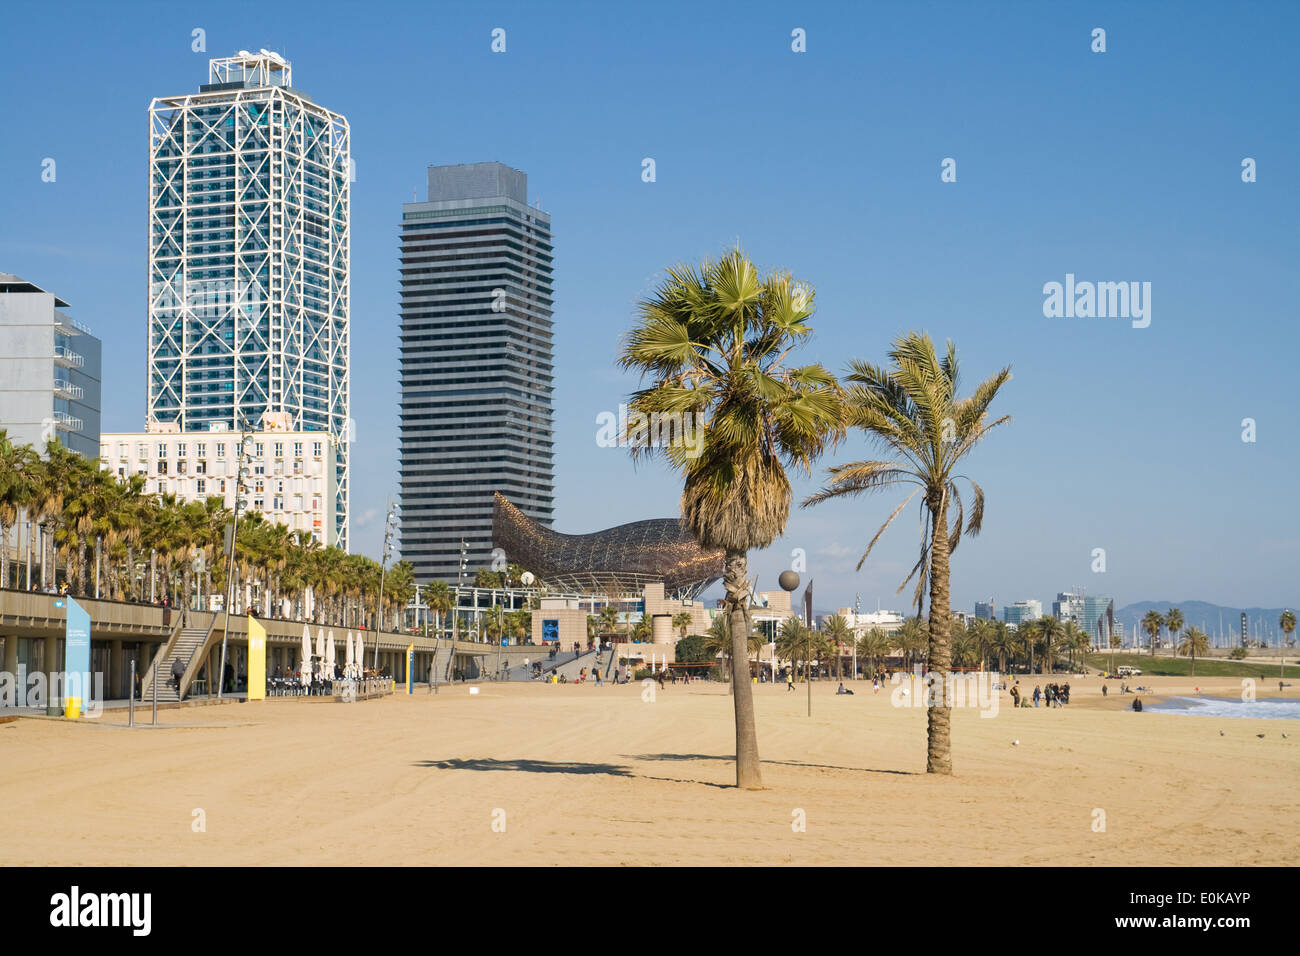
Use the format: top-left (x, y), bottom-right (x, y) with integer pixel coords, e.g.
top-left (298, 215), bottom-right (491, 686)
top-left (857, 626), bottom-right (891, 674)
top-left (1037, 616), bottom-right (1063, 675)
top-left (1142, 610), bottom-right (1164, 658)
top-left (0, 432), bottom-right (38, 590)
top-left (776, 616), bottom-right (812, 682)
top-left (987, 620), bottom-right (1016, 675)
top-left (822, 613), bottom-right (851, 678)
top-left (1178, 627), bottom-right (1209, 676)
top-left (897, 616), bottom-right (928, 670)
top-left (1280, 610), bottom-right (1296, 648)
top-left (805, 332), bottom-right (1010, 775)
top-left (1164, 608), bottom-right (1184, 659)
top-left (672, 611), bottom-right (693, 640)
top-left (618, 248), bottom-right (843, 789)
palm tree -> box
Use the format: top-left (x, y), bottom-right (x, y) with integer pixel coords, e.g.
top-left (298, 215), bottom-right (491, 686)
top-left (776, 616), bottom-right (812, 682)
top-left (703, 614), bottom-right (731, 679)
top-left (1037, 616), bottom-right (1063, 675)
top-left (0, 432), bottom-right (38, 590)
top-left (1281, 610), bottom-right (1296, 680)
top-left (1178, 627), bottom-right (1209, 676)
top-left (987, 620), bottom-right (1016, 675)
top-left (822, 613), bottom-right (851, 678)
top-left (1141, 610), bottom-right (1164, 657)
top-left (618, 248), bottom-right (843, 789)
top-left (896, 616), bottom-right (927, 669)
top-left (857, 627), bottom-right (891, 675)
top-left (805, 332), bottom-right (1010, 775)
top-left (1164, 608), bottom-right (1184, 658)
top-left (672, 611), bottom-right (693, 640)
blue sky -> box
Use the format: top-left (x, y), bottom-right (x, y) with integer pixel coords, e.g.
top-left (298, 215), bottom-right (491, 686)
top-left (2, 0), bottom-right (1296, 614)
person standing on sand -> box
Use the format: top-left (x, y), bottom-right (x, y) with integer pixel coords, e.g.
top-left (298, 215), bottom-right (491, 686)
top-left (1010, 683), bottom-right (1020, 707)
top-left (1132, 696), bottom-right (1143, 712)
top-left (1033, 685), bottom-right (1041, 707)
top-left (1102, 684), bottom-right (1107, 697)
top-left (787, 670), bottom-right (796, 692)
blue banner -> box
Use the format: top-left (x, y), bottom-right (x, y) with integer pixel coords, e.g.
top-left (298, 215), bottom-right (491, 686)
top-left (64, 597), bottom-right (91, 716)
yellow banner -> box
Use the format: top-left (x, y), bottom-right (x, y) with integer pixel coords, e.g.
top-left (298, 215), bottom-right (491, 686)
top-left (247, 616), bottom-right (267, 701)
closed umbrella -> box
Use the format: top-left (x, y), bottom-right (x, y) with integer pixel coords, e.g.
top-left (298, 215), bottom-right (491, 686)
top-left (346, 632), bottom-right (355, 679)
top-left (300, 625), bottom-right (313, 688)
top-left (326, 630), bottom-right (336, 679)
top-left (355, 633), bottom-right (365, 678)
top-left (315, 628), bottom-right (326, 682)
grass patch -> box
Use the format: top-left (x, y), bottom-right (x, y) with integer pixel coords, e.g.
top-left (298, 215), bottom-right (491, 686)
top-left (1085, 652), bottom-right (1296, 678)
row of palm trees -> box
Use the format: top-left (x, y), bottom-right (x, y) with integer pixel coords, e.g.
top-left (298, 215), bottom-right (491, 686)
top-left (620, 248), bottom-right (1013, 782)
top-left (0, 431), bottom-right (416, 629)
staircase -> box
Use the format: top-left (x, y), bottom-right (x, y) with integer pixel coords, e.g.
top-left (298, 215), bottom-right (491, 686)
top-left (141, 622), bottom-right (213, 703)
top-left (503, 647), bottom-right (600, 682)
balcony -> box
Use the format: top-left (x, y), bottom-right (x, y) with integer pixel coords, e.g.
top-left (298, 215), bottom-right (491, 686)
top-left (53, 379), bottom-right (84, 401)
top-left (53, 412), bottom-right (84, 432)
top-left (53, 345), bottom-right (84, 368)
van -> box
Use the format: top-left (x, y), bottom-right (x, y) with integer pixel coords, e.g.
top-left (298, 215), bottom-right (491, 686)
top-left (1116, 665), bottom-right (1142, 677)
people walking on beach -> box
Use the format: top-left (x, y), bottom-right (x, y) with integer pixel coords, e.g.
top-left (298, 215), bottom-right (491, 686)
top-left (1101, 683), bottom-right (1108, 697)
top-left (786, 670), bottom-right (796, 692)
top-left (1062, 682), bottom-right (1071, 705)
top-left (1033, 685), bottom-right (1041, 707)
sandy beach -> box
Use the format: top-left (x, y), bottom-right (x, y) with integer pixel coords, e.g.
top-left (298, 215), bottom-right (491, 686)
top-left (2, 675), bottom-right (1295, 866)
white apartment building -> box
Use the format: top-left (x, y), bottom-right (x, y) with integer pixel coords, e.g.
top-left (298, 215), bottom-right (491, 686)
top-left (100, 417), bottom-right (337, 546)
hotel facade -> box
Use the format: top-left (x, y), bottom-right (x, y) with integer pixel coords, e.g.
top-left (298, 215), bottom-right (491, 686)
top-left (145, 51), bottom-right (350, 547)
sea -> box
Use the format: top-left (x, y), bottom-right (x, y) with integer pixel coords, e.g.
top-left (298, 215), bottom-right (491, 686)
top-left (1144, 695), bottom-right (1300, 720)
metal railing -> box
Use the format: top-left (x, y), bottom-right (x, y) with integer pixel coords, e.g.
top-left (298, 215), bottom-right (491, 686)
top-left (53, 345), bottom-right (84, 368)
top-left (53, 379), bottom-right (84, 401)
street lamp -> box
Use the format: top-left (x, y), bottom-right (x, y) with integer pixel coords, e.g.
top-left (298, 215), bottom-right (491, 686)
top-left (778, 570), bottom-right (809, 717)
top-left (373, 498), bottom-right (396, 670)
top-left (218, 418), bottom-right (254, 700)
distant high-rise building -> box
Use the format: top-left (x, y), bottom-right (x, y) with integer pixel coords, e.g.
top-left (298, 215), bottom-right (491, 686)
top-left (0, 274), bottom-right (101, 457)
top-left (1003, 600), bottom-right (1042, 627)
top-left (398, 162), bottom-right (555, 581)
top-left (146, 51), bottom-right (351, 547)
top-left (975, 599), bottom-right (996, 621)
top-left (1054, 589), bottom-right (1113, 645)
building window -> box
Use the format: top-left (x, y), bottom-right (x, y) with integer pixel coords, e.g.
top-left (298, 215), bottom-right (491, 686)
top-left (254, 442), bottom-right (264, 457)
top-left (177, 443), bottom-right (187, 458)
top-left (197, 479), bottom-right (206, 494)
top-left (196, 460), bottom-right (207, 474)
top-left (158, 443), bottom-right (168, 459)
top-left (312, 441), bottom-right (322, 457)
top-left (118, 442), bottom-right (128, 457)
top-left (157, 461), bottom-right (168, 475)
top-left (273, 441), bottom-right (283, 458)
top-left (197, 442), bottom-right (206, 457)
top-left (177, 460), bottom-right (187, 474)
top-left (273, 496), bottom-right (283, 510)
top-left (293, 441), bottom-right (302, 458)
top-left (137, 443), bottom-right (148, 458)
top-left (216, 442), bottom-right (226, 458)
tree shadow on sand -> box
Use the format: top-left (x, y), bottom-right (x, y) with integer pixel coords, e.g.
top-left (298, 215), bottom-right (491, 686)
top-left (623, 753), bottom-right (915, 776)
top-left (415, 757), bottom-right (733, 789)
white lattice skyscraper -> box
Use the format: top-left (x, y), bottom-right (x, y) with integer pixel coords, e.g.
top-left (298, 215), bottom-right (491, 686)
top-left (146, 51), bottom-right (351, 548)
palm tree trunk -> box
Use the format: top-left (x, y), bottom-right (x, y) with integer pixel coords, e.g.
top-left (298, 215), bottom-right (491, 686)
top-left (925, 500), bottom-right (953, 775)
top-left (724, 549), bottom-right (762, 789)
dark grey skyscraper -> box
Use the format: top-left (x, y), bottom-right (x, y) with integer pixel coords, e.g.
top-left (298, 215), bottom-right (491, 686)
top-left (398, 162), bottom-right (554, 582)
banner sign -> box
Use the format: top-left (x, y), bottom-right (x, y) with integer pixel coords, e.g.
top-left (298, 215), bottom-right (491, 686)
top-left (406, 644), bottom-right (414, 695)
top-left (64, 598), bottom-right (91, 718)
top-left (247, 616), bottom-right (267, 701)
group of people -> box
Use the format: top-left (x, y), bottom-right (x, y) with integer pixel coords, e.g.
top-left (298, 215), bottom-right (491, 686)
top-left (1008, 681), bottom-right (1071, 708)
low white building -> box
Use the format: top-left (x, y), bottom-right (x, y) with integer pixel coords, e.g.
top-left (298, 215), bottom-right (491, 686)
top-left (100, 414), bottom-right (338, 547)
top-left (838, 607), bottom-right (906, 636)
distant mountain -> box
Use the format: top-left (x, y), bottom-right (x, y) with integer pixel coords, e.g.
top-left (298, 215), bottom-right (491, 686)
top-left (1115, 600), bottom-right (1294, 644)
